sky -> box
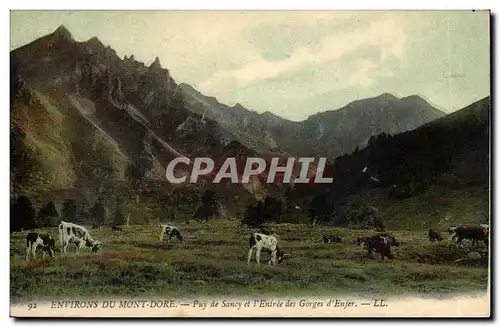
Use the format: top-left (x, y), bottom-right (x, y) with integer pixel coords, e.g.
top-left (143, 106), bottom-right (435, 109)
top-left (10, 10), bottom-right (490, 121)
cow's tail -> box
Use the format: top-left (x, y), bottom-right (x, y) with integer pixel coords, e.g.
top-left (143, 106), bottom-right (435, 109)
top-left (249, 233), bottom-right (256, 249)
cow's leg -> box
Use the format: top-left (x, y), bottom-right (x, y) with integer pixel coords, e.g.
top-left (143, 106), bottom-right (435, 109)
top-left (62, 243), bottom-right (69, 255)
top-left (25, 244), bottom-right (31, 261)
top-left (159, 231), bottom-right (164, 242)
top-left (31, 243), bottom-right (38, 260)
top-left (42, 250), bottom-right (46, 259)
top-left (76, 240), bottom-right (85, 255)
top-left (247, 247), bottom-right (254, 265)
top-left (256, 248), bottom-right (261, 265)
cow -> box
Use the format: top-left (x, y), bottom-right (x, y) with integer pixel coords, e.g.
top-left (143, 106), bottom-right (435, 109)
top-left (356, 235), bottom-right (394, 260)
top-left (247, 233), bottom-right (285, 265)
top-left (452, 225), bottom-right (488, 248)
top-left (159, 224), bottom-right (183, 243)
top-left (58, 221), bottom-right (100, 255)
top-left (323, 235), bottom-right (343, 244)
top-left (428, 229), bottom-right (443, 242)
top-left (26, 232), bottom-right (56, 260)
top-left (373, 233), bottom-right (400, 246)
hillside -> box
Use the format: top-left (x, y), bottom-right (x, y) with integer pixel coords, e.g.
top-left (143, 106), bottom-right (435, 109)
top-left (10, 26), bottom-right (301, 213)
top-left (327, 97), bottom-right (490, 229)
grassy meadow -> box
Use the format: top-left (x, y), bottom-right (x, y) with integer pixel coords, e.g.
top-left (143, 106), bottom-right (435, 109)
top-left (10, 218), bottom-right (489, 303)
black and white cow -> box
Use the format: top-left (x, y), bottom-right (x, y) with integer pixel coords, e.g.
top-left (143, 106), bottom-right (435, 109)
top-left (26, 232), bottom-right (56, 260)
top-left (159, 224), bottom-right (183, 242)
top-left (247, 233), bottom-right (285, 265)
top-left (323, 235), bottom-right (343, 244)
top-left (58, 221), bottom-right (100, 255)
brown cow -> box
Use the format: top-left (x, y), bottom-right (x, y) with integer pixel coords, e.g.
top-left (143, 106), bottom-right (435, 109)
top-left (453, 225), bottom-right (488, 248)
top-left (356, 235), bottom-right (394, 260)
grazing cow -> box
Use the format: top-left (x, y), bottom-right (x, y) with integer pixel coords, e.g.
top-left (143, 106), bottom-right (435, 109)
top-left (247, 233), bottom-right (285, 265)
top-left (356, 235), bottom-right (394, 260)
top-left (323, 235), bottom-right (343, 244)
top-left (58, 221), bottom-right (100, 255)
top-left (373, 233), bottom-right (400, 246)
top-left (452, 225), bottom-right (488, 248)
top-left (428, 229), bottom-right (443, 242)
top-left (26, 232), bottom-right (56, 260)
top-left (159, 224), bottom-right (183, 242)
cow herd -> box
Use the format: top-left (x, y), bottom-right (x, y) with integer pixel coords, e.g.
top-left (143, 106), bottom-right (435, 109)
top-left (22, 220), bottom-right (489, 266)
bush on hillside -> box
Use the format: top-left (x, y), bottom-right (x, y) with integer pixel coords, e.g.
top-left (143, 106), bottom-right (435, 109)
top-left (344, 202), bottom-right (386, 231)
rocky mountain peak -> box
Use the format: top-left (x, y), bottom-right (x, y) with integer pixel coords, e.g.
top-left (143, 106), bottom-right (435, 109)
top-left (52, 25), bottom-right (73, 42)
top-left (149, 56), bottom-right (162, 70)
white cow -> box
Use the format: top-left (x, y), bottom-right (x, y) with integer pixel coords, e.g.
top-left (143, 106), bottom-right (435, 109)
top-left (159, 224), bottom-right (183, 242)
top-left (58, 221), bottom-right (100, 255)
top-left (247, 233), bottom-right (285, 265)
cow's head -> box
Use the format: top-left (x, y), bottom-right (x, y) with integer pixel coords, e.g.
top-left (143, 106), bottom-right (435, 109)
top-left (356, 237), bottom-right (365, 248)
top-left (87, 240), bottom-right (100, 253)
top-left (277, 250), bottom-right (286, 264)
top-left (275, 246), bottom-right (286, 264)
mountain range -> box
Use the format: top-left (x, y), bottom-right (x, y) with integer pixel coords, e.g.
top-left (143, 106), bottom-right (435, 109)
top-left (181, 83), bottom-right (445, 158)
top-left (12, 25), bottom-right (480, 218)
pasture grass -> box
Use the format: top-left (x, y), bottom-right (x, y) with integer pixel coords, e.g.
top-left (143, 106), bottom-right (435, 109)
top-left (10, 218), bottom-right (489, 303)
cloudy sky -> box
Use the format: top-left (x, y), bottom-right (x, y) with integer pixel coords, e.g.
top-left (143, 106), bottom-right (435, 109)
top-left (10, 10), bottom-right (490, 121)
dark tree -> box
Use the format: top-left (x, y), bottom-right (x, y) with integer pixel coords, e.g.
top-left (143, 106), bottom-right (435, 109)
top-left (194, 189), bottom-right (220, 220)
top-left (10, 195), bottom-right (37, 231)
top-left (263, 197), bottom-right (284, 222)
top-left (37, 201), bottom-right (59, 227)
top-left (61, 199), bottom-right (78, 221)
top-left (113, 205), bottom-right (126, 226)
top-left (91, 197), bottom-right (106, 226)
top-left (241, 201), bottom-right (266, 228)
top-left (241, 197), bottom-right (283, 228)
top-left (309, 190), bottom-right (335, 226)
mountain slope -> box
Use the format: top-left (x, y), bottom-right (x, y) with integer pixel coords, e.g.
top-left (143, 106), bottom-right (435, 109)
top-left (10, 26), bottom-right (287, 205)
top-left (328, 96), bottom-right (490, 229)
top-left (181, 82), bottom-right (445, 159)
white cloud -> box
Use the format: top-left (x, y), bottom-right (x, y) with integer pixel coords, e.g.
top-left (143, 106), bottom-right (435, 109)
top-left (196, 16), bottom-right (408, 95)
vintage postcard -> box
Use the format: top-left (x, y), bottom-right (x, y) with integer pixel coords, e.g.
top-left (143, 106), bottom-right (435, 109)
top-left (9, 10), bottom-right (490, 318)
